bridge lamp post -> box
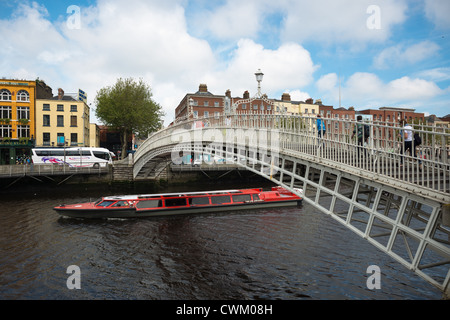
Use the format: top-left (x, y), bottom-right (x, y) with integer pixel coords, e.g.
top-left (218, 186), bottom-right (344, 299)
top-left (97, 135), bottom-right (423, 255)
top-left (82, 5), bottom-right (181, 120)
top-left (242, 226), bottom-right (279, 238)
top-left (255, 69), bottom-right (264, 98)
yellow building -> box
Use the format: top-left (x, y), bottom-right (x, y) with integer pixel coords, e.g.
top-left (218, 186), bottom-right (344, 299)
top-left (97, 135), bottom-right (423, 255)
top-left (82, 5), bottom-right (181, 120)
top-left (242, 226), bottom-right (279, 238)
top-left (89, 123), bottom-right (100, 147)
top-left (36, 88), bottom-right (90, 147)
top-left (0, 79), bottom-right (36, 164)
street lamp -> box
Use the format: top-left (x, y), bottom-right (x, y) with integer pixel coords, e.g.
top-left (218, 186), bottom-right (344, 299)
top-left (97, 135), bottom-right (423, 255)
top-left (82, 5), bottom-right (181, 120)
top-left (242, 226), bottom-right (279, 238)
top-left (255, 69), bottom-right (264, 97)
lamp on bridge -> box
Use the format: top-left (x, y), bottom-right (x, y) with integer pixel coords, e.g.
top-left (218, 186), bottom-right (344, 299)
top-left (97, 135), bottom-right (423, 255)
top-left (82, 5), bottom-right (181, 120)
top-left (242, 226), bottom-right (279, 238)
top-left (255, 69), bottom-right (264, 98)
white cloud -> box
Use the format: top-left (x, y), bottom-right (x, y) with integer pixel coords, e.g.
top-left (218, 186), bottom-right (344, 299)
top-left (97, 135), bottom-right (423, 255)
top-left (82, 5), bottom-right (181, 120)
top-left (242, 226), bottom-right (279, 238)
top-left (281, 0), bottom-right (408, 46)
top-left (1, 0), bottom-right (448, 124)
top-left (344, 73), bottom-right (443, 104)
top-left (315, 72), bottom-right (444, 109)
top-left (424, 0), bottom-right (450, 30)
top-left (208, 39), bottom-right (318, 96)
top-left (373, 41), bottom-right (440, 69)
top-left (415, 67), bottom-right (450, 82)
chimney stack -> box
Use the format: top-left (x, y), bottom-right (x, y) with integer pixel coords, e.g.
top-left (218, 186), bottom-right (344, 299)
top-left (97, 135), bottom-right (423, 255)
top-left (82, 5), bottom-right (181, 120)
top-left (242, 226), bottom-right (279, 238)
top-left (198, 84), bottom-right (208, 93)
top-left (243, 90), bottom-right (250, 99)
top-left (57, 88), bottom-right (64, 100)
top-left (281, 93), bottom-right (291, 101)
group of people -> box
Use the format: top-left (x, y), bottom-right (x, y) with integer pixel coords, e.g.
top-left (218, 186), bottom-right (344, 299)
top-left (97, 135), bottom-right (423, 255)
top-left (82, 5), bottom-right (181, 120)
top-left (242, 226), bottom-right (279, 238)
top-left (316, 114), bottom-right (422, 168)
top-left (16, 155), bottom-right (32, 165)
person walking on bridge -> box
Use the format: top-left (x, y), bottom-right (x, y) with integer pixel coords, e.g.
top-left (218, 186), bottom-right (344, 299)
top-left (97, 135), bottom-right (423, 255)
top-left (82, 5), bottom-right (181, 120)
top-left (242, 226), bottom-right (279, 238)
top-left (399, 119), bottom-right (422, 169)
top-left (351, 115), bottom-right (370, 164)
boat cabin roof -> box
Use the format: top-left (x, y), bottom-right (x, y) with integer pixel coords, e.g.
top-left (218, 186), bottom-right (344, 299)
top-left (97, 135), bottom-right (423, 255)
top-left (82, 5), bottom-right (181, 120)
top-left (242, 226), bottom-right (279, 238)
top-left (102, 188), bottom-right (262, 201)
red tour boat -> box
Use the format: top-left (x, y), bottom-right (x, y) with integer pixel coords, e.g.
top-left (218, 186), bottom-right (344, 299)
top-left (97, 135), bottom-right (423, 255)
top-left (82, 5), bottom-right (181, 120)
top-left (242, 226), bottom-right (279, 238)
top-left (54, 186), bottom-right (303, 219)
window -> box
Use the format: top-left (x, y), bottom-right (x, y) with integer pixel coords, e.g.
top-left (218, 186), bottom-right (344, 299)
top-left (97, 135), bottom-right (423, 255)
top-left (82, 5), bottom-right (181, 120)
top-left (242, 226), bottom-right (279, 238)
top-left (70, 105), bottom-right (77, 112)
top-left (57, 104), bottom-right (64, 111)
top-left (242, 104), bottom-right (247, 109)
top-left (193, 111), bottom-right (198, 119)
top-left (57, 115), bottom-right (64, 127)
top-left (165, 198), bottom-right (187, 207)
top-left (93, 151), bottom-right (110, 160)
top-left (17, 107), bottom-right (29, 120)
top-left (305, 108), bottom-right (308, 114)
top-left (253, 104), bottom-right (258, 110)
top-left (136, 199), bottom-right (162, 209)
top-left (232, 194), bottom-right (251, 203)
top-left (96, 200), bottom-right (115, 207)
top-left (70, 133), bottom-right (78, 145)
top-left (204, 111), bottom-right (209, 118)
top-left (0, 106), bottom-right (11, 118)
top-left (0, 89), bottom-right (11, 101)
top-left (43, 104), bottom-right (50, 111)
top-left (43, 115), bottom-right (50, 127)
top-left (189, 197), bottom-right (210, 205)
top-left (210, 195), bottom-right (231, 204)
top-left (214, 102), bottom-right (219, 107)
top-left (43, 133), bottom-right (50, 146)
top-left (203, 101), bottom-right (209, 106)
top-left (17, 125), bottom-right (29, 138)
top-left (57, 133), bottom-right (65, 145)
top-left (214, 112), bottom-right (220, 119)
top-left (111, 201), bottom-right (129, 207)
top-left (0, 125), bottom-right (11, 138)
top-left (16, 90), bottom-right (29, 102)
top-left (70, 115), bottom-right (77, 127)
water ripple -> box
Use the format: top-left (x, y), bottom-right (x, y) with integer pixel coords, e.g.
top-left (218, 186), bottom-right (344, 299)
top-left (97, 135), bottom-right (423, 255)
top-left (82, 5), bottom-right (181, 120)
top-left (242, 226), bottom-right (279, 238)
top-left (0, 187), bottom-right (444, 300)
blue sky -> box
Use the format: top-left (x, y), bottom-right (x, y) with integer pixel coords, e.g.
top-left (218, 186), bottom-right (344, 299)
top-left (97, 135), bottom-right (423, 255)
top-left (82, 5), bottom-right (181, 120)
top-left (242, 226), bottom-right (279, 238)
top-left (1, 0), bottom-right (449, 124)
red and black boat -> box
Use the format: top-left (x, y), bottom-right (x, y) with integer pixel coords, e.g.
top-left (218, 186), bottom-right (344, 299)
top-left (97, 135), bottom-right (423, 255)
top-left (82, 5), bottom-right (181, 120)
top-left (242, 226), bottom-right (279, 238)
top-left (54, 187), bottom-right (303, 219)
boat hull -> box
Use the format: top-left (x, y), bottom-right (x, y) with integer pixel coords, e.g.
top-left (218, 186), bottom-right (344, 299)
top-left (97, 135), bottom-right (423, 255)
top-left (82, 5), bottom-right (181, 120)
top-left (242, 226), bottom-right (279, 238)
top-left (55, 199), bottom-right (302, 219)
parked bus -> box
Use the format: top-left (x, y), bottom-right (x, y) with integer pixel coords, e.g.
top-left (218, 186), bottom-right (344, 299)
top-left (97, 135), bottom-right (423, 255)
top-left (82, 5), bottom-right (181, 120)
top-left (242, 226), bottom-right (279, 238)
top-left (31, 147), bottom-right (113, 168)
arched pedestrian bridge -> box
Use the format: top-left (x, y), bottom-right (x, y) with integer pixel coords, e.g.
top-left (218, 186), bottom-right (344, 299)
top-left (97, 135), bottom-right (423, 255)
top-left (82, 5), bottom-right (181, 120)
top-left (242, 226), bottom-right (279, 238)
top-left (134, 113), bottom-right (450, 297)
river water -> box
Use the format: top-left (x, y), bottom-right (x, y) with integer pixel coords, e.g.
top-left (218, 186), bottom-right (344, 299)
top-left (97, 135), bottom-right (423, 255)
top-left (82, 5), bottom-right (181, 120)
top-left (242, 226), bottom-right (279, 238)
top-left (0, 180), bottom-right (443, 300)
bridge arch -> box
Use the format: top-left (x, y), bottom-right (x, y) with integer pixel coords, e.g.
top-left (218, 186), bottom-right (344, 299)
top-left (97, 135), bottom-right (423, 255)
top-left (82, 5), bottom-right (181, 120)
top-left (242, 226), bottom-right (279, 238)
top-left (134, 113), bottom-right (450, 297)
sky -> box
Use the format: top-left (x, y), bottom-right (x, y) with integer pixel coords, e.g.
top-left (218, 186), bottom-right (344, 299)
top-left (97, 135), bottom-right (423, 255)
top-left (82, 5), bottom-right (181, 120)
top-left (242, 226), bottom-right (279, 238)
top-left (1, 0), bottom-right (449, 125)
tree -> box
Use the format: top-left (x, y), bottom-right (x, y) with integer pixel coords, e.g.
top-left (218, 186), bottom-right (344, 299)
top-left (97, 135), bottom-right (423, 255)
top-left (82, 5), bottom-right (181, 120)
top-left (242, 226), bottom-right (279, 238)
top-left (95, 78), bottom-right (164, 159)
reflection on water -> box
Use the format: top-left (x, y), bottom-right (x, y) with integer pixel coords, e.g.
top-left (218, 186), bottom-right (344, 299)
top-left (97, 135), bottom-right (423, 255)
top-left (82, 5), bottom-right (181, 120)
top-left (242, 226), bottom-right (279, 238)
top-left (0, 182), bottom-right (443, 300)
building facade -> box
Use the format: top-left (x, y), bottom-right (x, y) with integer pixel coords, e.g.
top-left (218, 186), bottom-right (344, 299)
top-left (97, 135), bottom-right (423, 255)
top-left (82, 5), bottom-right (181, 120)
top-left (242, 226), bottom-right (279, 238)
top-left (35, 88), bottom-right (90, 147)
top-left (0, 79), bottom-right (36, 164)
top-left (174, 84), bottom-right (324, 123)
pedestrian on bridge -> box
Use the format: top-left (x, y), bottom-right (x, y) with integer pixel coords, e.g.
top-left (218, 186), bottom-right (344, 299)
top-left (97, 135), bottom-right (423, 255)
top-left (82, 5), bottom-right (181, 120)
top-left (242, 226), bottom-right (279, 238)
top-left (399, 119), bottom-right (422, 169)
top-left (351, 115), bottom-right (370, 164)
top-left (316, 115), bottom-right (326, 138)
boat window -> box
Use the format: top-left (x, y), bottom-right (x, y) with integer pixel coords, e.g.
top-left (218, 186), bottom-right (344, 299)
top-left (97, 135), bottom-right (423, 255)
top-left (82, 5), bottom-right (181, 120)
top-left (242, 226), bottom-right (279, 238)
top-left (189, 197), bottom-right (210, 205)
top-left (111, 201), bottom-right (129, 207)
top-left (210, 195), bottom-right (231, 204)
top-left (165, 198), bottom-right (187, 207)
top-left (253, 194), bottom-right (260, 201)
top-left (96, 200), bottom-right (115, 207)
top-left (232, 194), bottom-right (251, 203)
top-left (136, 199), bottom-right (162, 209)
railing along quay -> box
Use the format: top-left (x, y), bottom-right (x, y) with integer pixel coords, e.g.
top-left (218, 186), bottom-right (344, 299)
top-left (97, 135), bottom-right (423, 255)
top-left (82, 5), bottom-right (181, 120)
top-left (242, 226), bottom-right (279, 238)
top-left (0, 164), bottom-right (109, 179)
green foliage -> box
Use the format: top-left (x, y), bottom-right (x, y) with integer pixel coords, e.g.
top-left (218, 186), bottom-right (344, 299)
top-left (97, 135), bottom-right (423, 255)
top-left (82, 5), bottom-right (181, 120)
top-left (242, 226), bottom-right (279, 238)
top-left (95, 77), bottom-right (164, 136)
top-left (95, 78), bottom-right (164, 158)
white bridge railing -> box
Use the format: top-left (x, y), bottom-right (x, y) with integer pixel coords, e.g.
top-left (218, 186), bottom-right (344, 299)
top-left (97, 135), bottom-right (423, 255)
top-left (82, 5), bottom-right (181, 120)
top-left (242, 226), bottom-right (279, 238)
top-left (135, 113), bottom-right (449, 202)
